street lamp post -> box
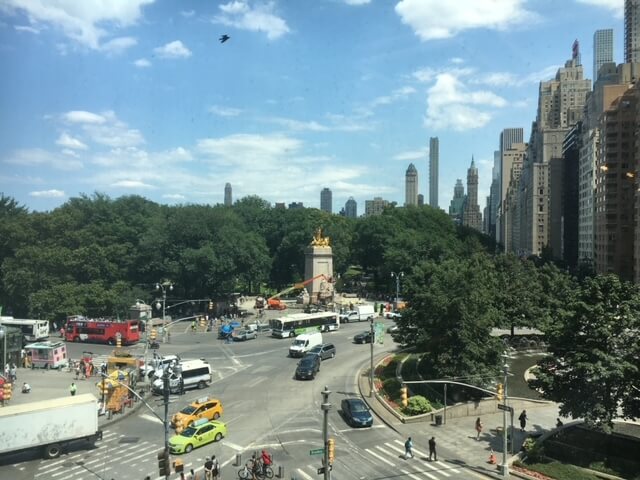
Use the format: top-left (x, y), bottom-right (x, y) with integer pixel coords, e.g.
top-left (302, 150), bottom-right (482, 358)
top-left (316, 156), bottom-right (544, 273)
top-left (0, 326), bottom-right (7, 373)
top-left (391, 272), bottom-right (404, 309)
top-left (500, 354), bottom-right (510, 477)
top-left (156, 282), bottom-right (174, 343)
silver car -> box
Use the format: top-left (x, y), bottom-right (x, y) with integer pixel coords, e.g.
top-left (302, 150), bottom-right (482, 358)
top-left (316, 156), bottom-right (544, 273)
top-left (307, 343), bottom-right (336, 360)
top-left (232, 328), bottom-right (258, 341)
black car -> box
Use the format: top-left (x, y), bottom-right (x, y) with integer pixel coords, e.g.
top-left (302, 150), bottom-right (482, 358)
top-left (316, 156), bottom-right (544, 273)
top-left (353, 331), bottom-right (373, 344)
top-left (295, 354), bottom-right (320, 380)
top-left (307, 343), bottom-right (336, 360)
top-left (341, 398), bottom-right (373, 427)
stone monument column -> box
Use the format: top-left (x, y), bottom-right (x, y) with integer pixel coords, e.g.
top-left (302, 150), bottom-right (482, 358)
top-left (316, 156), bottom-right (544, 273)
top-left (304, 228), bottom-right (334, 304)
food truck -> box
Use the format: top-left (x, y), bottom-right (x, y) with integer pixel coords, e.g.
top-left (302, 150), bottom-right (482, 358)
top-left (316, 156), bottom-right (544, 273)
top-left (24, 341), bottom-right (69, 369)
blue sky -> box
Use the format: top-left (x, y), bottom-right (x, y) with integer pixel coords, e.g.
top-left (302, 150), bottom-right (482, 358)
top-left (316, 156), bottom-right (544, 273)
top-left (0, 0), bottom-right (625, 213)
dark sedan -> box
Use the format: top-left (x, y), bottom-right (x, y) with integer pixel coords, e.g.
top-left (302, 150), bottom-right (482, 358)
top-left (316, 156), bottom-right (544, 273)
top-left (353, 331), bottom-right (373, 344)
top-left (295, 354), bottom-right (320, 380)
top-left (341, 398), bottom-right (373, 427)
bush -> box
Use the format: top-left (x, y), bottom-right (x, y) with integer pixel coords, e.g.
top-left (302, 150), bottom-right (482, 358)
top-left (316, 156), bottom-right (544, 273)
top-left (382, 377), bottom-right (401, 400)
top-left (403, 395), bottom-right (432, 416)
top-left (522, 437), bottom-right (544, 463)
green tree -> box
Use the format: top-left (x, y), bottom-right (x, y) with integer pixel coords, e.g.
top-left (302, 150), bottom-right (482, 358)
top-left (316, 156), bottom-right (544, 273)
top-left (531, 275), bottom-right (640, 430)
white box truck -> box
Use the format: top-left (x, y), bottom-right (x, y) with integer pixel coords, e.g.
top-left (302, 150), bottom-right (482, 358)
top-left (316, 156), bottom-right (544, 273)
top-left (0, 393), bottom-right (102, 459)
top-left (355, 304), bottom-right (376, 322)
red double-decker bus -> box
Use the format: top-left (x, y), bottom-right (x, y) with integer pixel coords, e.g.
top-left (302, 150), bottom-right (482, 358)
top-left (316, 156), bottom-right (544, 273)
top-left (64, 316), bottom-right (140, 345)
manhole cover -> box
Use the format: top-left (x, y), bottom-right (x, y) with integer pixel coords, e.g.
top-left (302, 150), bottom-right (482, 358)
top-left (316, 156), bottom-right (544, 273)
top-left (119, 437), bottom-right (140, 444)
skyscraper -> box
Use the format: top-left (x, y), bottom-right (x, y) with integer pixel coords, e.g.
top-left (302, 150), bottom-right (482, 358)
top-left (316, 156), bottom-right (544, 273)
top-left (224, 183), bottom-right (232, 206)
top-left (448, 179), bottom-right (465, 223)
top-left (429, 137), bottom-right (439, 208)
top-left (405, 163), bottom-right (418, 206)
top-left (320, 188), bottom-right (332, 213)
top-left (462, 157), bottom-right (482, 231)
top-left (344, 197), bottom-right (357, 218)
top-left (594, 29), bottom-right (614, 80)
top-left (625, 0), bottom-right (640, 63)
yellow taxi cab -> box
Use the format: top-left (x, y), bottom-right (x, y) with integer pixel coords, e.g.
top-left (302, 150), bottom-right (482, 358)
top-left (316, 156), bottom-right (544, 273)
top-left (171, 396), bottom-right (223, 433)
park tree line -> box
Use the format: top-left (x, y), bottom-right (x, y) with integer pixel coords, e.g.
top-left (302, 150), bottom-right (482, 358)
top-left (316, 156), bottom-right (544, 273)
top-left (0, 192), bottom-right (638, 428)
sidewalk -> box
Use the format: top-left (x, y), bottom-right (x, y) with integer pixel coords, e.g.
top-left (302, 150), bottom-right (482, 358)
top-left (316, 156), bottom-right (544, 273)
top-left (3, 365), bottom-right (145, 427)
top-left (358, 360), bottom-right (563, 479)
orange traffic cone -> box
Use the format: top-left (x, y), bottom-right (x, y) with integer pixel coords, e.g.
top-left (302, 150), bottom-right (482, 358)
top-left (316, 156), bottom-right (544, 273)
top-left (488, 449), bottom-right (497, 465)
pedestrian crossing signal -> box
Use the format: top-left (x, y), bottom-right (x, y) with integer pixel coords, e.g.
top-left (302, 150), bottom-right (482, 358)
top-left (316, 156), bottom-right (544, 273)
top-left (400, 386), bottom-right (408, 407)
top-left (496, 383), bottom-right (504, 401)
top-left (327, 438), bottom-right (335, 464)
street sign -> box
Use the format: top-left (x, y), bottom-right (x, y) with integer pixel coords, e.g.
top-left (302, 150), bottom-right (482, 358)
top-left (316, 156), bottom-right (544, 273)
top-left (317, 466), bottom-right (332, 474)
top-left (497, 404), bottom-right (514, 412)
top-left (309, 448), bottom-right (324, 456)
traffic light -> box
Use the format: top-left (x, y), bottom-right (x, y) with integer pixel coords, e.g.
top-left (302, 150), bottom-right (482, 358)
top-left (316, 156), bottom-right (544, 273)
top-left (199, 316), bottom-right (206, 328)
top-left (3, 382), bottom-right (12, 402)
top-left (116, 334), bottom-right (122, 349)
top-left (496, 383), bottom-right (504, 402)
top-left (400, 386), bottom-right (408, 407)
top-left (158, 448), bottom-right (170, 477)
top-left (327, 438), bottom-right (335, 464)
top-left (150, 328), bottom-right (157, 341)
top-left (209, 301), bottom-right (214, 311)
top-left (173, 458), bottom-right (184, 473)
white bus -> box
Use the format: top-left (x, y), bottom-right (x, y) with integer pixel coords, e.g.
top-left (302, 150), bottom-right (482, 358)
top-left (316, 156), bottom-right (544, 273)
top-left (0, 317), bottom-right (49, 342)
top-left (270, 311), bottom-right (339, 338)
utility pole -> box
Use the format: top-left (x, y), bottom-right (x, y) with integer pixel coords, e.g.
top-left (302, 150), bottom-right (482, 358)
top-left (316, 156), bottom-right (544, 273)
top-left (501, 357), bottom-right (509, 477)
top-left (321, 385), bottom-right (332, 480)
top-left (163, 368), bottom-right (170, 479)
top-left (369, 318), bottom-right (374, 397)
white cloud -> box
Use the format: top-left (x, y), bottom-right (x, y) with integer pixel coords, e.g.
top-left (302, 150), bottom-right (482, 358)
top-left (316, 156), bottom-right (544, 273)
top-left (263, 117), bottom-right (330, 132)
top-left (62, 110), bottom-right (106, 124)
top-left (180, 10), bottom-right (195, 18)
top-left (14, 25), bottom-right (40, 34)
top-left (133, 58), bottom-right (151, 68)
top-left (425, 73), bottom-right (506, 131)
top-left (393, 149), bottom-right (428, 161)
top-left (370, 86), bottom-right (416, 107)
top-left (344, 0), bottom-right (371, 5)
top-left (61, 148), bottom-right (79, 157)
top-left (56, 132), bottom-right (87, 150)
top-left (153, 40), bottom-right (192, 59)
top-left (197, 133), bottom-right (302, 167)
top-left (5, 148), bottom-right (83, 170)
top-left (100, 36), bottom-right (137, 55)
top-left (163, 193), bottom-right (186, 200)
top-left (395, 0), bottom-right (535, 41)
top-left (449, 57), bottom-right (464, 64)
top-left (111, 180), bottom-right (154, 189)
top-left (214, 1), bottom-right (290, 40)
top-left (209, 105), bottom-right (242, 117)
top-left (29, 189), bottom-right (65, 198)
top-left (412, 66), bottom-right (474, 83)
top-left (60, 110), bottom-right (144, 148)
top-left (575, 0), bottom-right (623, 18)
top-left (1, 0), bottom-right (154, 50)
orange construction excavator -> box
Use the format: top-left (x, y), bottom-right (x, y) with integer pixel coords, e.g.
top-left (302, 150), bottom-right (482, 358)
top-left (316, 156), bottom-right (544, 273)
top-left (267, 274), bottom-right (331, 310)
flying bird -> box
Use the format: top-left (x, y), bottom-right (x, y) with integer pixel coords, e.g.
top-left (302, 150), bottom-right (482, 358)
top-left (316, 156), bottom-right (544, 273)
top-left (219, 35), bottom-right (230, 43)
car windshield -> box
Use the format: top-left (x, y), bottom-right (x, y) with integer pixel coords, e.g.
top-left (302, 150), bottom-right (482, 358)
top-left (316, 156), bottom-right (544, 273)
top-left (180, 406), bottom-right (196, 415)
top-left (350, 401), bottom-right (368, 412)
top-left (180, 426), bottom-right (197, 437)
top-left (299, 357), bottom-right (315, 366)
top-left (293, 339), bottom-right (306, 346)
top-left (309, 346), bottom-right (321, 353)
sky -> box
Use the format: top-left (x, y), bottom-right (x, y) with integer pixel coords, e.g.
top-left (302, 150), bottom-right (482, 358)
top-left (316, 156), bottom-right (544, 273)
top-left (0, 0), bottom-right (627, 214)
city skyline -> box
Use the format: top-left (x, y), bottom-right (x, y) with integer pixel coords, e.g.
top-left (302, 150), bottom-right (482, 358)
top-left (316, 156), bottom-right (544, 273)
top-left (0, 1), bottom-right (625, 213)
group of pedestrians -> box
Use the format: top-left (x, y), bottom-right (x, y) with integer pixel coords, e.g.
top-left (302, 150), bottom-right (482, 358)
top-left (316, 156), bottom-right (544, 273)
top-left (3, 363), bottom-right (17, 382)
top-left (403, 436), bottom-right (437, 461)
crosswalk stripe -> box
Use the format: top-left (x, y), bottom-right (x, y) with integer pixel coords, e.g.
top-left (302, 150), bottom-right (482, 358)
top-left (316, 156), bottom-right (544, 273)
top-left (365, 448), bottom-right (396, 466)
top-left (295, 468), bottom-right (314, 480)
top-left (400, 468), bottom-right (427, 480)
top-left (385, 442), bottom-right (406, 455)
top-left (418, 470), bottom-right (440, 480)
top-left (424, 460), bottom-right (451, 476)
top-left (140, 413), bottom-right (164, 424)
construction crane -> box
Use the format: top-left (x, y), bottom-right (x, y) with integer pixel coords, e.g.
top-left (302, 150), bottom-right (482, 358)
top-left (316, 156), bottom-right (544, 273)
top-left (267, 274), bottom-right (331, 310)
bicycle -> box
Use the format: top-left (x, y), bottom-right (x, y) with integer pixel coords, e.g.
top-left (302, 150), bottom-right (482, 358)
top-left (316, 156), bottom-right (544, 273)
top-left (237, 463), bottom-right (273, 479)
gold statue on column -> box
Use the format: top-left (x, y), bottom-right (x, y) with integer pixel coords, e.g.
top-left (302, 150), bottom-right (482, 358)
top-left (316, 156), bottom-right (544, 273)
top-left (310, 227), bottom-right (330, 247)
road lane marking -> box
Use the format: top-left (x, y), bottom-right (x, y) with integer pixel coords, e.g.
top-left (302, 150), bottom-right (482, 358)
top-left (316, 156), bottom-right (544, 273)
top-left (365, 448), bottom-right (395, 466)
top-left (423, 460), bottom-right (451, 476)
top-left (140, 413), bottom-right (163, 424)
top-left (294, 469), bottom-right (314, 480)
top-left (401, 469), bottom-right (431, 480)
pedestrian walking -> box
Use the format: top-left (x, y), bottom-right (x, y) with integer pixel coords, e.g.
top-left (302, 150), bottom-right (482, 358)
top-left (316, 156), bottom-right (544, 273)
top-left (70, 382), bottom-right (77, 396)
top-left (75, 363), bottom-right (80, 380)
top-left (475, 417), bottom-right (483, 440)
top-left (428, 436), bottom-right (437, 461)
top-left (10, 363), bottom-right (17, 382)
top-left (403, 436), bottom-right (414, 459)
top-left (210, 454), bottom-right (220, 480)
top-left (556, 418), bottom-right (564, 428)
top-left (4, 364), bottom-right (9, 378)
top-left (519, 410), bottom-right (528, 431)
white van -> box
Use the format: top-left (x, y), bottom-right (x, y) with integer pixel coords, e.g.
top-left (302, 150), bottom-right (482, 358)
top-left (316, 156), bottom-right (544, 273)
top-left (289, 332), bottom-right (323, 358)
top-left (152, 359), bottom-right (212, 394)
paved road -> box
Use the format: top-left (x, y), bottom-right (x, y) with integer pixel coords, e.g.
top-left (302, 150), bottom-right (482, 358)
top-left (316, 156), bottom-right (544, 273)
top-left (0, 312), bottom-right (547, 480)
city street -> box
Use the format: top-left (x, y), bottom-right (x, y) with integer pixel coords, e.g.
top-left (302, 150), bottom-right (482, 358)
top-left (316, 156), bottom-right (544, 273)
top-left (0, 315), bottom-right (494, 480)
